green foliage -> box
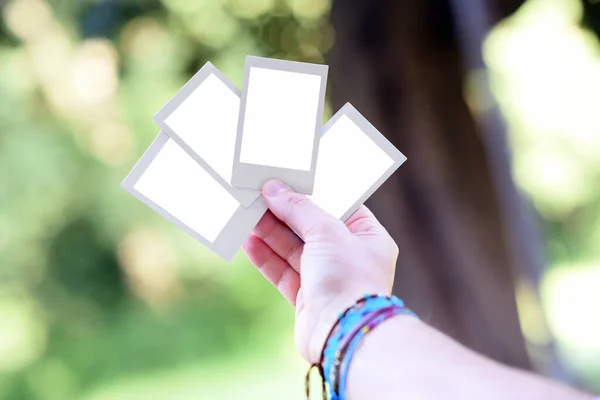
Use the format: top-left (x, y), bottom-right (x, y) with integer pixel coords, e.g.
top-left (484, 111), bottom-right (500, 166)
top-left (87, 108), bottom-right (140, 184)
top-left (0, 0), bottom-right (328, 398)
top-left (0, 0), bottom-right (598, 398)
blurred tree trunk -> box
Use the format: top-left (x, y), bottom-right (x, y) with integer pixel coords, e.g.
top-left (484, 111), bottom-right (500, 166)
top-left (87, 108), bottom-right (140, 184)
top-left (328, 0), bottom-right (544, 370)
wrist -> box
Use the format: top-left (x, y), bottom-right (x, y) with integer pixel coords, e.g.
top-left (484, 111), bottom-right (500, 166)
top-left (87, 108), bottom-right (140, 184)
top-left (305, 287), bottom-right (390, 363)
top-left (304, 294), bottom-right (419, 400)
top-left (345, 315), bottom-right (422, 399)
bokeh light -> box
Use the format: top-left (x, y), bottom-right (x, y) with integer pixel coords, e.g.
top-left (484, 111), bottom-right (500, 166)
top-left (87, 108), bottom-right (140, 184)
top-left (1, 0), bottom-right (599, 398)
top-left (486, 0), bottom-right (600, 217)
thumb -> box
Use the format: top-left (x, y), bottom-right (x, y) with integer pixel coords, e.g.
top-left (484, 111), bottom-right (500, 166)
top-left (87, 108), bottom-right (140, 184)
top-left (262, 180), bottom-right (344, 241)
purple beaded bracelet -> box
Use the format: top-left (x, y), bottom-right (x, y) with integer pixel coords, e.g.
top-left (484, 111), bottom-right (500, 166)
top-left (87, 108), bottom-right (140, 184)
top-left (305, 294), bottom-right (417, 400)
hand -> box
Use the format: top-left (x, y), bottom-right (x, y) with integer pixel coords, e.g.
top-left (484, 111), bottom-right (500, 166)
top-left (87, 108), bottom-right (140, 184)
top-left (243, 180), bottom-right (398, 363)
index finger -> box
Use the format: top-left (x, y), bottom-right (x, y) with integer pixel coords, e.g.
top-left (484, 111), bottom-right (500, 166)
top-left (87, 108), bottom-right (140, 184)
top-left (344, 205), bottom-right (385, 234)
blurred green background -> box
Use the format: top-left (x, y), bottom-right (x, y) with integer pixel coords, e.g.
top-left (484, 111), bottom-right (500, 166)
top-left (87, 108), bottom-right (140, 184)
top-left (0, 0), bottom-right (599, 398)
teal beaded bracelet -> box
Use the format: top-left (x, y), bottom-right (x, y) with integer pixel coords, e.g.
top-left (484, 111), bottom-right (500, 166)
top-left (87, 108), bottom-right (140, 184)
top-left (305, 294), bottom-right (417, 400)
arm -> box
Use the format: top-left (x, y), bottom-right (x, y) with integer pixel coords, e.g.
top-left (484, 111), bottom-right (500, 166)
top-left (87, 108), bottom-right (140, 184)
top-left (243, 180), bottom-right (594, 400)
top-left (347, 316), bottom-right (590, 400)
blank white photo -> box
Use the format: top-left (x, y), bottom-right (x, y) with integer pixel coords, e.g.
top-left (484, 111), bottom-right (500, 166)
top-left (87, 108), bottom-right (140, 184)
top-left (122, 132), bottom-right (267, 261)
top-left (232, 56), bottom-right (328, 194)
top-left (154, 62), bottom-right (260, 208)
top-left (308, 104), bottom-right (406, 221)
top-left (134, 139), bottom-right (239, 243)
top-left (240, 67), bottom-right (322, 170)
top-left (163, 73), bottom-right (239, 184)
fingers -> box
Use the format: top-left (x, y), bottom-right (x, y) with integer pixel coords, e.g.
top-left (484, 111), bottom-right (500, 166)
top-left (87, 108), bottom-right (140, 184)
top-left (253, 211), bottom-right (303, 272)
top-left (242, 234), bottom-right (301, 306)
top-left (346, 205), bottom-right (398, 257)
top-left (345, 205), bottom-right (385, 235)
top-left (262, 180), bottom-right (345, 241)
top-left (345, 205), bottom-right (376, 225)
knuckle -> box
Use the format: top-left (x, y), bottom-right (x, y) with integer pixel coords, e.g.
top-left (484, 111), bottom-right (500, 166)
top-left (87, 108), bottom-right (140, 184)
top-left (274, 270), bottom-right (286, 290)
top-left (275, 267), bottom-right (292, 292)
top-left (285, 192), bottom-right (311, 208)
top-left (390, 239), bottom-right (399, 258)
top-left (285, 242), bottom-right (303, 263)
top-left (306, 218), bottom-right (343, 239)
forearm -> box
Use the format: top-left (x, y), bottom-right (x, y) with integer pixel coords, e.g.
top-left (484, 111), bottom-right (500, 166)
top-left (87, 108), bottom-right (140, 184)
top-left (346, 316), bottom-right (593, 400)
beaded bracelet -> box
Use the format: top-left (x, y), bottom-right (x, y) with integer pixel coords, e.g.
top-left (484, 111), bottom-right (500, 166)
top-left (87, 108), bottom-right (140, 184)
top-left (337, 306), bottom-right (416, 399)
top-left (305, 294), bottom-right (417, 400)
top-left (305, 295), bottom-right (374, 399)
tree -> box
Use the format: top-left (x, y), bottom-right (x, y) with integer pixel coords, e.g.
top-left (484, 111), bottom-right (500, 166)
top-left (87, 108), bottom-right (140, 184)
top-left (327, 0), bottom-right (564, 374)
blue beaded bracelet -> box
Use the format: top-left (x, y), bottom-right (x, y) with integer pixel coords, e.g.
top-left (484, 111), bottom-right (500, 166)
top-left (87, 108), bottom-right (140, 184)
top-left (308, 294), bottom-right (417, 400)
top-left (337, 306), bottom-right (416, 399)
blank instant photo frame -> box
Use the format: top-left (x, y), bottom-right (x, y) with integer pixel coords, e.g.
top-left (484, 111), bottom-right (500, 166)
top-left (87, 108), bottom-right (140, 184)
top-left (153, 62), bottom-right (261, 208)
top-left (232, 56), bottom-right (328, 194)
top-left (121, 132), bottom-right (267, 261)
top-left (309, 103), bottom-right (407, 222)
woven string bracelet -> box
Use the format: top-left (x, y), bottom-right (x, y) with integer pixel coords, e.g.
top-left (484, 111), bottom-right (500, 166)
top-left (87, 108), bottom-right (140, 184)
top-left (305, 294), bottom-right (417, 400)
top-left (305, 295), bottom-right (374, 399)
top-left (337, 306), bottom-right (417, 398)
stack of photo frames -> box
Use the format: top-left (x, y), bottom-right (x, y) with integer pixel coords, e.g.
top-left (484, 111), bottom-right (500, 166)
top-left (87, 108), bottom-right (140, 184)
top-left (122, 56), bottom-right (406, 261)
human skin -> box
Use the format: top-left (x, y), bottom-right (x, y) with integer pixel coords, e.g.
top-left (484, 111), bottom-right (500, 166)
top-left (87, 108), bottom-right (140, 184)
top-left (242, 179), bottom-right (593, 400)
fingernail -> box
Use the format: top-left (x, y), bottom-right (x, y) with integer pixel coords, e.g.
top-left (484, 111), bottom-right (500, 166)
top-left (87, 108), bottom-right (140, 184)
top-left (263, 179), bottom-right (289, 197)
